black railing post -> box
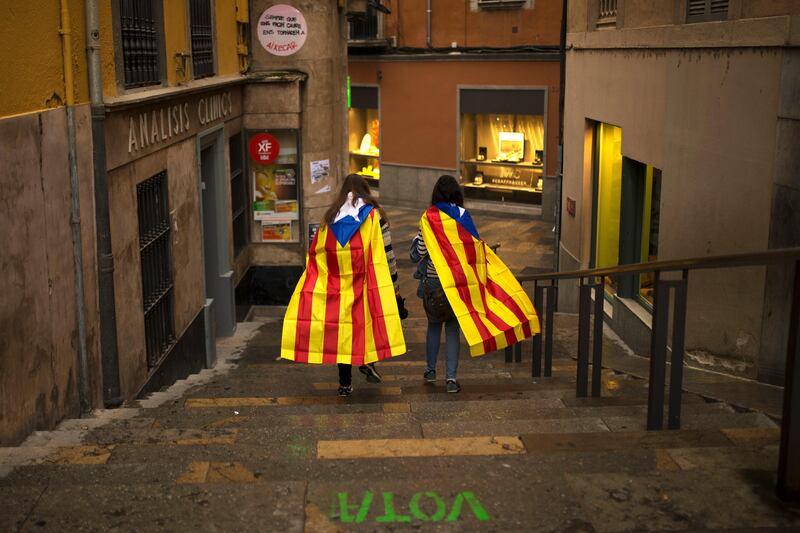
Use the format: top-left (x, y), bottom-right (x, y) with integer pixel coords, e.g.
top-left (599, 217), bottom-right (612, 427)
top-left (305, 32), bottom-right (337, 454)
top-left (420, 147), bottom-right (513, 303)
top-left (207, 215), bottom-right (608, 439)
top-left (544, 284), bottom-right (555, 377)
top-left (532, 282), bottom-right (543, 377)
top-left (591, 277), bottom-right (605, 397)
top-left (514, 341), bottom-right (522, 363)
top-left (647, 272), bottom-right (669, 430)
top-left (504, 345), bottom-right (513, 363)
top-left (778, 260), bottom-right (800, 502)
top-left (668, 271), bottom-right (689, 429)
top-left (577, 278), bottom-right (591, 397)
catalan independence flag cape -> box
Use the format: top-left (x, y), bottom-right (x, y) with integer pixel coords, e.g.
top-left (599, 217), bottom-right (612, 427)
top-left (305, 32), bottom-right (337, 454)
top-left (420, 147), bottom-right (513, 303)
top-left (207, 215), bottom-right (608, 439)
top-left (281, 205), bottom-right (406, 364)
top-left (420, 203), bottom-right (540, 357)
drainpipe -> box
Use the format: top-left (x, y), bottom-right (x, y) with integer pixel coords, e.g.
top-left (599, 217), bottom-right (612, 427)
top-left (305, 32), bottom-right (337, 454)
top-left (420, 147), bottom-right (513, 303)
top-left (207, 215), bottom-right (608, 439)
top-left (85, 0), bottom-right (123, 407)
top-left (59, 0), bottom-right (91, 413)
top-left (554, 0), bottom-right (567, 276)
top-left (426, 0), bottom-right (432, 48)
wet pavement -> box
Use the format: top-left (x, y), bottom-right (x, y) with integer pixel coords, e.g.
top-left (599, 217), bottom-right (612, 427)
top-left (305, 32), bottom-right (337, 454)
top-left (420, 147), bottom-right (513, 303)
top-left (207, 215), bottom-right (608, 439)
top-left (2, 206), bottom-right (799, 532)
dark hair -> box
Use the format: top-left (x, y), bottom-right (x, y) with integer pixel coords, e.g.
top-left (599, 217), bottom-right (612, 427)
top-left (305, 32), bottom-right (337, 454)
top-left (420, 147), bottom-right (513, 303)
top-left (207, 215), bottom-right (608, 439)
top-left (431, 174), bottom-right (463, 207)
top-left (323, 173), bottom-right (387, 226)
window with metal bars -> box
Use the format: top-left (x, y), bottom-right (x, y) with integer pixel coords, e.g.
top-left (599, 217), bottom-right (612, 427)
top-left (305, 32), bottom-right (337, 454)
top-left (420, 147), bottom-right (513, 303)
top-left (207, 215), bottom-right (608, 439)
top-left (190, 0), bottom-right (215, 78)
top-left (687, 0), bottom-right (728, 23)
top-left (137, 171), bottom-right (176, 369)
top-left (229, 133), bottom-right (248, 257)
top-left (120, 0), bottom-right (162, 88)
top-left (349, 6), bottom-right (380, 41)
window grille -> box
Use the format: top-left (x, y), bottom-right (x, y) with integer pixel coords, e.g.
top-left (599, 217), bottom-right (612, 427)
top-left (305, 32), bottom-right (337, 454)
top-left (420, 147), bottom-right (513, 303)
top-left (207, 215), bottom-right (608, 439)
top-left (687, 0), bottom-right (728, 23)
top-left (596, 0), bottom-right (618, 28)
top-left (190, 0), bottom-right (215, 78)
top-left (229, 133), bottom-right (248, 257)
top-left (120, 0), bottom-right (161, 88)
top-left (137, 171), bottom-right (176, 369)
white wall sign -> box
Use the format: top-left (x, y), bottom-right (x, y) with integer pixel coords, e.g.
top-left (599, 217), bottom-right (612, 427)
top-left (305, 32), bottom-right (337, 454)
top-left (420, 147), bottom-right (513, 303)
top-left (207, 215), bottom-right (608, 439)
top-left (257, 4), bottom-right (307, 56)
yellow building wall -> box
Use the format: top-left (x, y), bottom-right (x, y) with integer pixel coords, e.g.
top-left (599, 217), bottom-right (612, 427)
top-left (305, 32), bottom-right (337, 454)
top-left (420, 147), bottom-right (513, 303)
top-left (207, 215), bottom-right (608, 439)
top-left (0, 0), bottom-right (92, 116)
top-left (216, 0), bottom-right (242, 76)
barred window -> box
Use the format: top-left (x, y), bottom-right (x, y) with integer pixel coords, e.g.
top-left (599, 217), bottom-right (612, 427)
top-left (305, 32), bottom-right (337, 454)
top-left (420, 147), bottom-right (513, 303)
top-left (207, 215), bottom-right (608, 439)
top-left (137, 171), bottom-right (176, 368)
top-left (229, 133), bottom-right (248, 257)
top-left (190, 0), bottom-right (215, 78)
top-left (120, 0), bottom-right (162, 88)
top-left (687, 0), bottom-right (728, 23)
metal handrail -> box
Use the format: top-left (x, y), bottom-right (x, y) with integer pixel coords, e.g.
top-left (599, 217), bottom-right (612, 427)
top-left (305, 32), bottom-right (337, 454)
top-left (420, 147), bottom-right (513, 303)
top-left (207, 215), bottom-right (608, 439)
top-left (517, 247), bottom-right (800, 282)
top-left (507, 246), bottom-right (800, 502)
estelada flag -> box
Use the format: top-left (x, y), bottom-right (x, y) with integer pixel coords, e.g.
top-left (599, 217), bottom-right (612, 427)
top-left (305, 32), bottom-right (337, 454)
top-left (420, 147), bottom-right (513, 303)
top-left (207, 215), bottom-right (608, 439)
top-left (281, 205), bottom-right (406, 364)
top-left (420, 203), bottom-right (540, 357)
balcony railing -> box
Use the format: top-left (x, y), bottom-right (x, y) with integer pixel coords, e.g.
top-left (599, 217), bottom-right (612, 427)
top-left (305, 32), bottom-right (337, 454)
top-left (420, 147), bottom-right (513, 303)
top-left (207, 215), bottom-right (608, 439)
top-left (505, 247), bottom-right (800, 501)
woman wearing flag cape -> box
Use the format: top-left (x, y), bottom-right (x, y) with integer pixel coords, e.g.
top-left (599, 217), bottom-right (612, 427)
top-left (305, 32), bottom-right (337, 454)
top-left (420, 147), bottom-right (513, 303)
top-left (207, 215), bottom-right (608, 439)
top-left (281, 174), bottom-right (408, 396)
top-left (411, 175), bottom-right (540, 392)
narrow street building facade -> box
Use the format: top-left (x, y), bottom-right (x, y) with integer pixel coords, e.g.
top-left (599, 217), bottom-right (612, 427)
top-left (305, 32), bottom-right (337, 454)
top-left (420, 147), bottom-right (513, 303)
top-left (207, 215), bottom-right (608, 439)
top-left (0, 0), bottom-right (349, 445)
top-left (560, 1), bottom-right (800, 384)
top-left (346, 0), bottom-right (563, 219)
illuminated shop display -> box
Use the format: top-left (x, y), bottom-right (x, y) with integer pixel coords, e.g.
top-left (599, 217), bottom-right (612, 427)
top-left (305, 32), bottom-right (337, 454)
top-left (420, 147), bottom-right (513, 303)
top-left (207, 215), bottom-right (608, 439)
top-left (348, 85), bottom-right (380, 186)
top-left (459, 88), bottom-right (546, 205)
top-left (247, 129), bottom-right (300, 243)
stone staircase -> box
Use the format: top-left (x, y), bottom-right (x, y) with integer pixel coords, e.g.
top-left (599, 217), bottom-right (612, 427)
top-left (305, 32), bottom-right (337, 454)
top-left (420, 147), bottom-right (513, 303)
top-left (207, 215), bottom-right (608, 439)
top-left (2, 314), bottom-right (799, 532)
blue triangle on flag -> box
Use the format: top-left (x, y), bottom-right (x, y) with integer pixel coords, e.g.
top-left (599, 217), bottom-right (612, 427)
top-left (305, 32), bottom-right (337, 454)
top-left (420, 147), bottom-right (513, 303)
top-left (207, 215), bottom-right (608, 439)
top-left (435, 202), bottom-right (480, 240)
top-left (329, 204), bottom-right (374, 247)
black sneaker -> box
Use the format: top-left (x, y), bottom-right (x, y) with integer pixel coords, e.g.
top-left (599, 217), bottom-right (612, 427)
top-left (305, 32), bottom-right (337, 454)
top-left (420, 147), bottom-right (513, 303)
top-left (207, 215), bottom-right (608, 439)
top-left (359, 363), bottom-right (382, 383)
top-left (337, 385), bottom-right (353, 396)
top-left (446, 379), bottom-right (461, 393)
top-left (423, 369), bottom-right (436, 383)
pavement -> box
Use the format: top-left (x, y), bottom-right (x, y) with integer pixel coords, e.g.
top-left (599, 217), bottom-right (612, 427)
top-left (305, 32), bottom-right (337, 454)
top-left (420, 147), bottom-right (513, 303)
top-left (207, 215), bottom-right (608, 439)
top-left (1, 206), bottom-right (799, 532)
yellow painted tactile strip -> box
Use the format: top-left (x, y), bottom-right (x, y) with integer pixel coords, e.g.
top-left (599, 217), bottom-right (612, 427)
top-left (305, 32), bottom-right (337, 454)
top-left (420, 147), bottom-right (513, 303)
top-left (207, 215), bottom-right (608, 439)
top-left (317, 436), bottom-right (526, 459)
top-left (176, 461), bottom-right (259, 484)
top-left (44, 445), bottom-right (115, 465)
top-left (383, 402), bottom-right (411, 414)
top-left (185, 389), bottom-right (403, 408)
top-left (721, 427), bottom-right (781, 447)
top-left (655, 449), bottom-right (682, 472)
top-left (311, 373), bottom-right (511, 389)
top-left (174, 429), bottom-right (239, 446)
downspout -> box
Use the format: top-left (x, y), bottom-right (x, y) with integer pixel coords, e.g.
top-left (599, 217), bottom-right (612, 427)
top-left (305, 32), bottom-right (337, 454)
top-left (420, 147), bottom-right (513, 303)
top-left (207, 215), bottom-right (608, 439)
top-left (85, 0), bottom-right (123, 407)
top-left (426, 0), bottom-right (432, 48)
top-left (554, 0), bottom-right (567, 275)
top-left (59, 0), bottom-right (91, 413)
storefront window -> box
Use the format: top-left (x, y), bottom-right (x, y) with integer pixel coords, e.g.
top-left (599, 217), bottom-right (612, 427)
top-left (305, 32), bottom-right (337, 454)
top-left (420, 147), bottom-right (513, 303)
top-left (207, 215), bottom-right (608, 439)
top-left (459, 88), bottom-right (546, 205)
top-left (247, 129), bottom-right (300, 243)
top-left (639, 167), bottom-right (661, 304)
top-left (348, 85), bottom-right (380, 187)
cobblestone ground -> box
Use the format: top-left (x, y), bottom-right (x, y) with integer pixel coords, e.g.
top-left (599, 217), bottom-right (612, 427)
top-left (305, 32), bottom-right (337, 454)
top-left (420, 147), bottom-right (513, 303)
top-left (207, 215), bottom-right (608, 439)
top-left (2, 207), bottom-right (799, 532)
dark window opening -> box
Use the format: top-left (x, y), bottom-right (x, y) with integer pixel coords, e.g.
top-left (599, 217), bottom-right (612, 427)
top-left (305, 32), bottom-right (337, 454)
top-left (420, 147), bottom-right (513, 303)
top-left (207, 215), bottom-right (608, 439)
top-left (687, 0), bottom-right (728, 23)
top-left (229, 133), bottom-right (248, 257)
top-left (137, 171), bottom-right (176, 369)
top-left (190, 0), bottom-right (215, 78)
top-left (120, 0), bottom-right (161, 88)
top-left (349, 7), bottom-right (379, 41)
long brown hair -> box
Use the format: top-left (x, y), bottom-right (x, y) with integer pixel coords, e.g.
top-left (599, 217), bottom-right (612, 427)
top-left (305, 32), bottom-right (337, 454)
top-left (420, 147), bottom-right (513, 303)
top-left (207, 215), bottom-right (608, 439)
top-left (323, 174), bottom-right (388, 226)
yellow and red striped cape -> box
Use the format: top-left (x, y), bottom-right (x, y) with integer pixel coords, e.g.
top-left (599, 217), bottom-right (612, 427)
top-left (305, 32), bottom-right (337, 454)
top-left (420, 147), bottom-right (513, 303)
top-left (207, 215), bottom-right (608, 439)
top-left (420, 205), bottom-right (540, 356)
top-left (281, 209), bottom-right (406, 365)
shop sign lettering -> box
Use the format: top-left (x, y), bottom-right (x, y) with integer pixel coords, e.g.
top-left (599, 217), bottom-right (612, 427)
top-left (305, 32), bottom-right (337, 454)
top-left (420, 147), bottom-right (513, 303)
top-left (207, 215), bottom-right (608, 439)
top-left (257, 4), bottom-right (307, 56)
top-left (127, 91), bottom-right (234, 154)
top-left (332, 491), bottom-right (491, 524)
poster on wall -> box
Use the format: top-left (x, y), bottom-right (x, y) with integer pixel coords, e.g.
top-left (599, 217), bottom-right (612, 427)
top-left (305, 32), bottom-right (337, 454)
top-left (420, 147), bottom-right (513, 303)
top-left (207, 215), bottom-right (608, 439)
top-left (310, 159), bottom-right (329, 184)
top-left (248, 130), bottom-right (300, 242)
top-left (257, 4), bottom-right (307, 56)
top-left (308, 223), bottom-right (320, 246)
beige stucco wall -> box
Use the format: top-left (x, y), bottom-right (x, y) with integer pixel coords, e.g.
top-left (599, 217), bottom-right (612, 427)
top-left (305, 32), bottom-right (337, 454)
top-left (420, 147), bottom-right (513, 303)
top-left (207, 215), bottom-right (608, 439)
top-left (561, 46), bottom-right (783, 370)
top-left (247, 0), bottom-right (348, 267)
top-left (107, 137), bottom-right (205, 399)
top-left (0, 106), bottom-right (101, 445)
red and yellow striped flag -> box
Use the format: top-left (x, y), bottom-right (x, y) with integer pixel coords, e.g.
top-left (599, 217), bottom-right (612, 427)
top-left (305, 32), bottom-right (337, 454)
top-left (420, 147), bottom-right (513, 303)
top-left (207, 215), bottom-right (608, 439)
top-left (281, 208), bottom-right (406, 365)
top-left (420, 205), bottom-right (540, 357)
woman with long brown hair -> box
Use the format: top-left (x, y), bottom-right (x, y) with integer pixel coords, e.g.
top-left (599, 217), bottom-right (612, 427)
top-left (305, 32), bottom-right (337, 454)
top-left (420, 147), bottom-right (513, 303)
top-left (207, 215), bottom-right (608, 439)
top-left (281, 174), bottom-right (408, 395)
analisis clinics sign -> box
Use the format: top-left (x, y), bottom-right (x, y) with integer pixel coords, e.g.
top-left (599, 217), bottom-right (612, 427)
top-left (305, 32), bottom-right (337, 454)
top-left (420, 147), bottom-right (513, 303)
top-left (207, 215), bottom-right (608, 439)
top-left (257, 5), bottom-right (307, 56)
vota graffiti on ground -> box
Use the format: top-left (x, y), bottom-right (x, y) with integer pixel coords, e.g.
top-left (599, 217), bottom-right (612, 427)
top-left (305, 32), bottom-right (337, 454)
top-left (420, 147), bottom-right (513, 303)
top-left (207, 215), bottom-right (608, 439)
top-left (331, 491), bottom-right (491, 524)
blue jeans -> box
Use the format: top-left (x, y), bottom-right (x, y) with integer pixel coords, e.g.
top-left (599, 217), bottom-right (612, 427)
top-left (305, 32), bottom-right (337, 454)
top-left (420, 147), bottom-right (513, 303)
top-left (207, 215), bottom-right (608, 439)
top-left (426, 318), bottom-right (460, 381)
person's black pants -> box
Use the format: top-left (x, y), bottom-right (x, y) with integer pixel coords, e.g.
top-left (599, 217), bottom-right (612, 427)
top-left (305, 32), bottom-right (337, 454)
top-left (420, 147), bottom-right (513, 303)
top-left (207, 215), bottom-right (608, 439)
top-left (338, 363), bottom-right (352, 387)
